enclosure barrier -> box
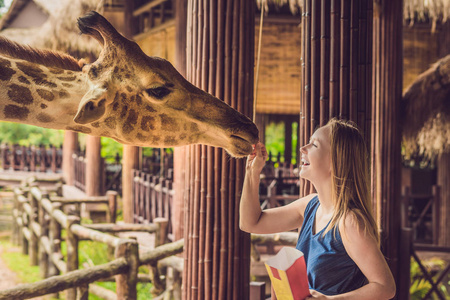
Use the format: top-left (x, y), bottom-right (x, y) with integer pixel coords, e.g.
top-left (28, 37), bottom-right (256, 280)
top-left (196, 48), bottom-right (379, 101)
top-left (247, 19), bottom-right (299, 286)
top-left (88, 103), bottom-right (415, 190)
top-left (0, 144), bottom-right (62, 173)
top-left (5, 183), bottom-right (184, 300)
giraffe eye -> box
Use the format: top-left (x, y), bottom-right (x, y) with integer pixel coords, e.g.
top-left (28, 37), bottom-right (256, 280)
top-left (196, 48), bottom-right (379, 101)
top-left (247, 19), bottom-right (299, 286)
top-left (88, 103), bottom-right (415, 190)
top-left (145, 87), bottom-right (171, 99)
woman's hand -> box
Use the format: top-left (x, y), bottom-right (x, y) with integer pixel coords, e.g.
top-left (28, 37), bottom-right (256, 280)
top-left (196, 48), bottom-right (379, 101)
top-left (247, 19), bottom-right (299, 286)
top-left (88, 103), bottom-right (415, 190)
top-left (305, 290), bottom-right (329, 299)
top-left (246, 142), bottom-right (268, 173)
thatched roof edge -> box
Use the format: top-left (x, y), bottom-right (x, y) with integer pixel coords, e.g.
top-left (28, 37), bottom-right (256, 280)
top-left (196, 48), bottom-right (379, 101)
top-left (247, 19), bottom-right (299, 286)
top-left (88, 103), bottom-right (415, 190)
top-left (402, 54), bottom-right (450, 160)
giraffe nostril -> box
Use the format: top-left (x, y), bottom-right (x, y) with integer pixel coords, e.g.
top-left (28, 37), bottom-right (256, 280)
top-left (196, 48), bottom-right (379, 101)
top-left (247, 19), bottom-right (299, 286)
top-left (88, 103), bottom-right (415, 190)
top-left (87, 101), bottom-right (94, 110)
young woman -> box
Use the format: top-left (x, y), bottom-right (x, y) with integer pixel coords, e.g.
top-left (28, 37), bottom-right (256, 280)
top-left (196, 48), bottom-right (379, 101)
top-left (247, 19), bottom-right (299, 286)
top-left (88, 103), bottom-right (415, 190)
top-left (240, 119), bottom-right (396, 299)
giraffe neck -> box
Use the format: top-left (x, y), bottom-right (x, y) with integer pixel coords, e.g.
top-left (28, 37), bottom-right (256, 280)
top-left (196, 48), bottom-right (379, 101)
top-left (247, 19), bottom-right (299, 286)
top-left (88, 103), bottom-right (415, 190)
top-left (0, 56), bottom-right (89, 131)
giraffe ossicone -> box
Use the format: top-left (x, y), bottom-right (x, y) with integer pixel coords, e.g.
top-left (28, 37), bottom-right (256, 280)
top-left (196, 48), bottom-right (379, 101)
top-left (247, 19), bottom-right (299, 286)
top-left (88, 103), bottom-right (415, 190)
top-left (0, 11), bottom-right (259, 157)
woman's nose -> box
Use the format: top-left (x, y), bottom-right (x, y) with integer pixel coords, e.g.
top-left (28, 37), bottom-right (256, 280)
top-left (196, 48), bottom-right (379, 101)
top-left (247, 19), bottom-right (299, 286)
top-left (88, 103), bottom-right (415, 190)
top-left (300, 145), bottom-right (307, 154)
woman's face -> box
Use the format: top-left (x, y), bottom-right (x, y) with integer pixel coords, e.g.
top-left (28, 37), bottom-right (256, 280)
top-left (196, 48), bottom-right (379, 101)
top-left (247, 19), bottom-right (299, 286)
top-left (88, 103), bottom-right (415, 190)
top-left (299, 125), bottom-right (332, 184)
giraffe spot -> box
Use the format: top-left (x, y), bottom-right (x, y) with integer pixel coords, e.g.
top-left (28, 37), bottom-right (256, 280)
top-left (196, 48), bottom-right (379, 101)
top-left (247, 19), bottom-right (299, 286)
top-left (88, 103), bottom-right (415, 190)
top-left (145, 105), bottom-right (156, 113)
top-left (0, 58), bottom-right (16, 81)
top-left (91, 122), bottom-right (100, 128)
top-left (40, 104), bottom-right (48, 109)
top-left (179, 133), bottom-right (187, 140)
top-left (164, 136), bottom-right (176, 145)
top-left (37, 89), bottom-right (55, 101)
top-left (105, 116), bottom-right (116, 129)
top-left (33, 78), bottom-right (57, 88)
top-left (136, 94), bottom-right (143, 106)
top-left (17, 61), bottom-right (46, 80)
top-left (59, 90), bottom-right (70, 99)
top-left (36, 113), bottom-right (54, 123)
top-left (136, 133), bottom-right (147, 142)
top-left (62, 83), bottom-right (73, 88)
top-left (18, 76), bottom-right (30, 84)
top-left (123, 109), bottom-right (138, 134)
top-left (4, 105), bottom-right (30, 120)
top-left (141, 115), bottom-right (157, 132)
top-left (65, 125), bottom-right (92, 134)
top-left (8, 84), bottom-right (33, 105)
top-left (49, 68), bottom-right (64, 74)
top-left (190, 123), bottom-right (200, 133)
top-left (126, 86), bottom-right (133, 93)
top-left (57, 75), bottom-right (77, 82)
top-left (120, 105), bottom-right (128, 119)
top-left (112, 101), bottom-right (120, 111)
top-left (160, 114), bottom-right (180, 131)
top-left (152, 136), bottom-right (160, 144)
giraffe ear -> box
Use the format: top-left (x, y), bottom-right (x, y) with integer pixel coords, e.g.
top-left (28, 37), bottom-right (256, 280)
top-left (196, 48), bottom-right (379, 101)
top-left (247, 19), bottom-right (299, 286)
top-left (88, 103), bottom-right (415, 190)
top-left (74, 87), bottom-right (108, 124)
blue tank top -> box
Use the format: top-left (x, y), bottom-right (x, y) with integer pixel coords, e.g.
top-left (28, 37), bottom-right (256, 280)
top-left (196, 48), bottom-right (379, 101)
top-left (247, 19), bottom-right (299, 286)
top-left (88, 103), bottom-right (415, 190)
top-left (296, 196), bottom-right (366, 295)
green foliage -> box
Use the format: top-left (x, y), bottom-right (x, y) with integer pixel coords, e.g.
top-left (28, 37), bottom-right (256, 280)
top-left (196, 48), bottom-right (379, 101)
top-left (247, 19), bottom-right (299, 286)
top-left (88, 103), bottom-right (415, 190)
top-left (410, 257), bottom-right (449, 300)
top-left (101, 136), bottom-right (123, 163)
top-left (0, 122), bottom-right (64, 147)
top-left (265, 121), bottom-right (299, 165)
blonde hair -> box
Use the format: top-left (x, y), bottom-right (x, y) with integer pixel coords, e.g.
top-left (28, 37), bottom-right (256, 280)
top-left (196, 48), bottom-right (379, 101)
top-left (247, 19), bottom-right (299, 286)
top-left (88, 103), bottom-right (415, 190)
top-left (323, 118), bottom-right (379, 244)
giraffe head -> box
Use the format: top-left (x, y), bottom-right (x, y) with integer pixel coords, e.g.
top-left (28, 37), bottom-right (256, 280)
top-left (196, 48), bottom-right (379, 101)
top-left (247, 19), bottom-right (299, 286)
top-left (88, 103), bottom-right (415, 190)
top-left (74, 11), bottom-right (258, 157)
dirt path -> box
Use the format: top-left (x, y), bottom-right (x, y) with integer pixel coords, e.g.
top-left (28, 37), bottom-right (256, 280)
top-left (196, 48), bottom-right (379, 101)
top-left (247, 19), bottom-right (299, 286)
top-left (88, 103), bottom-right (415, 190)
top-left (0, 242), bottom-right (19, 291)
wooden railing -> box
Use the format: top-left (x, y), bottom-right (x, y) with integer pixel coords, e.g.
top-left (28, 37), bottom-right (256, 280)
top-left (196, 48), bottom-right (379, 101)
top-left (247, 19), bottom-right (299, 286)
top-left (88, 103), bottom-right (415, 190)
top-left (4, 182), bottom-right (184, 300)
top-left (132, 170), bottom-right (174, 240)
top-left (0, 144), bottom-right (62, 173)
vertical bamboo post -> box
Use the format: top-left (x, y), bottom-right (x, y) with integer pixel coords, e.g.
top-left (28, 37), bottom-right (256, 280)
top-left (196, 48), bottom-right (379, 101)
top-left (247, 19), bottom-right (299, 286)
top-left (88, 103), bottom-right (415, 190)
top-left (66, 215), bottom-right (80, 300)
top-left (115, 239), bottom-right (139, 300)
top-left (371, 0), bottom-right (403, 290)
top-left (12, 189), bottom-right (23, 245)
top-left (38, 191), bottom-right (49, 278)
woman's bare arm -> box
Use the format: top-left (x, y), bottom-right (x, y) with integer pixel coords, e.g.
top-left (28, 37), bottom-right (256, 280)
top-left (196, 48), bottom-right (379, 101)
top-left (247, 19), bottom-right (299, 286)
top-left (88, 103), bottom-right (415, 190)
top-left (239, 142), bottom-right (315, 234)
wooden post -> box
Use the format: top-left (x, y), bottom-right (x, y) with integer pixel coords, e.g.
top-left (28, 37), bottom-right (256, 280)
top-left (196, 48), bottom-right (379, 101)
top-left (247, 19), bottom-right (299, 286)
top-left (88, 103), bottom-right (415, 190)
top-left (432, 185), bottom-right (440, 245)
top-left (115, 240), bottom-right (139, 300)
top-left (249, 282), bottom-right (265, 300)
top-left (155, 217), bottom-right (169, 247)
top-left (28, 188), bottom-right (38, 266)
top-left (66, 215), bottom-right (80, 300)
top-left (77, 284), bottom-right (89, 300)
top-left (85, 135), bottom-right (102, 196)
top-left (38, 191), bottom-right (49, 278)
top-left (107, 191), bottom-right (118, 224)
top-left (372, 0), bottom-right (403, 292)
top-left (437, 153), bottom-right (450, 246)
top-left (48, 202), bottom-right (62, 300)
top-left (123, 145), bottom-right (140, 223)
top-left (63, 131), bottom-right (79, 186)
top-left (398, 228), bottom-right (412, 300)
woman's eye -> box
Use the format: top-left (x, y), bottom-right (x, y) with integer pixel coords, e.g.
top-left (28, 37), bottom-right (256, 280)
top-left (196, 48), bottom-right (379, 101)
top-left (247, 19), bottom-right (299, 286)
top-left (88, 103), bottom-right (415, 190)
top-left (146, 87), bottom-right (171, 99)
top-left (312, 143), bottom-right (317, 148)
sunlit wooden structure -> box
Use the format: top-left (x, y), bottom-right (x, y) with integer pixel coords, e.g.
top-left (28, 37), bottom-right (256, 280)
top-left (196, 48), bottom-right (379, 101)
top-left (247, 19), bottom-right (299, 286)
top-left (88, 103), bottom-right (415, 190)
top-left (2, 0), bottom-right (450, 298)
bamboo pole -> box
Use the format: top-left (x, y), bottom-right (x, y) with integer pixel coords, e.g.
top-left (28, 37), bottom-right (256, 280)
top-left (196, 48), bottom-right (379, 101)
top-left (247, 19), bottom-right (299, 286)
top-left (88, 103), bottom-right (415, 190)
top-left (320, 0), bottom-right (330, 126)
top-left (371, 0), bottom-right (403, 289)
top-left (115, 240), bottom-right (139, 299)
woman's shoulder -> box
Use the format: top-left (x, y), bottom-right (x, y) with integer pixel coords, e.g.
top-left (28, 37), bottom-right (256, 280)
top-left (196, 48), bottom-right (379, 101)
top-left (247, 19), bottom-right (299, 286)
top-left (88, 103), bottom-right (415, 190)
top-left (295, 193), bottom-right (318, 217)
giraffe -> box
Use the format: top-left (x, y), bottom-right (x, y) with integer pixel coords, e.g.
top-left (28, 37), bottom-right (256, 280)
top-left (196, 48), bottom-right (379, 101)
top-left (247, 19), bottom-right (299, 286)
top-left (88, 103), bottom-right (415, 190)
top-left (0, 11), bottom-right (259, 157)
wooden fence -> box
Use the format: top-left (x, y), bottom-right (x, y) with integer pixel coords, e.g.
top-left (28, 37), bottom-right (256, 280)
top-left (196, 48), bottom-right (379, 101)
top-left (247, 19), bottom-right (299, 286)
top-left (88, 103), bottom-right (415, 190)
top-left (0, 144), bottom-right (62, 173)
top-left (132, 170), bottom-right (174, 240)
top-left (3, 182), bottom-right (184, 300)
